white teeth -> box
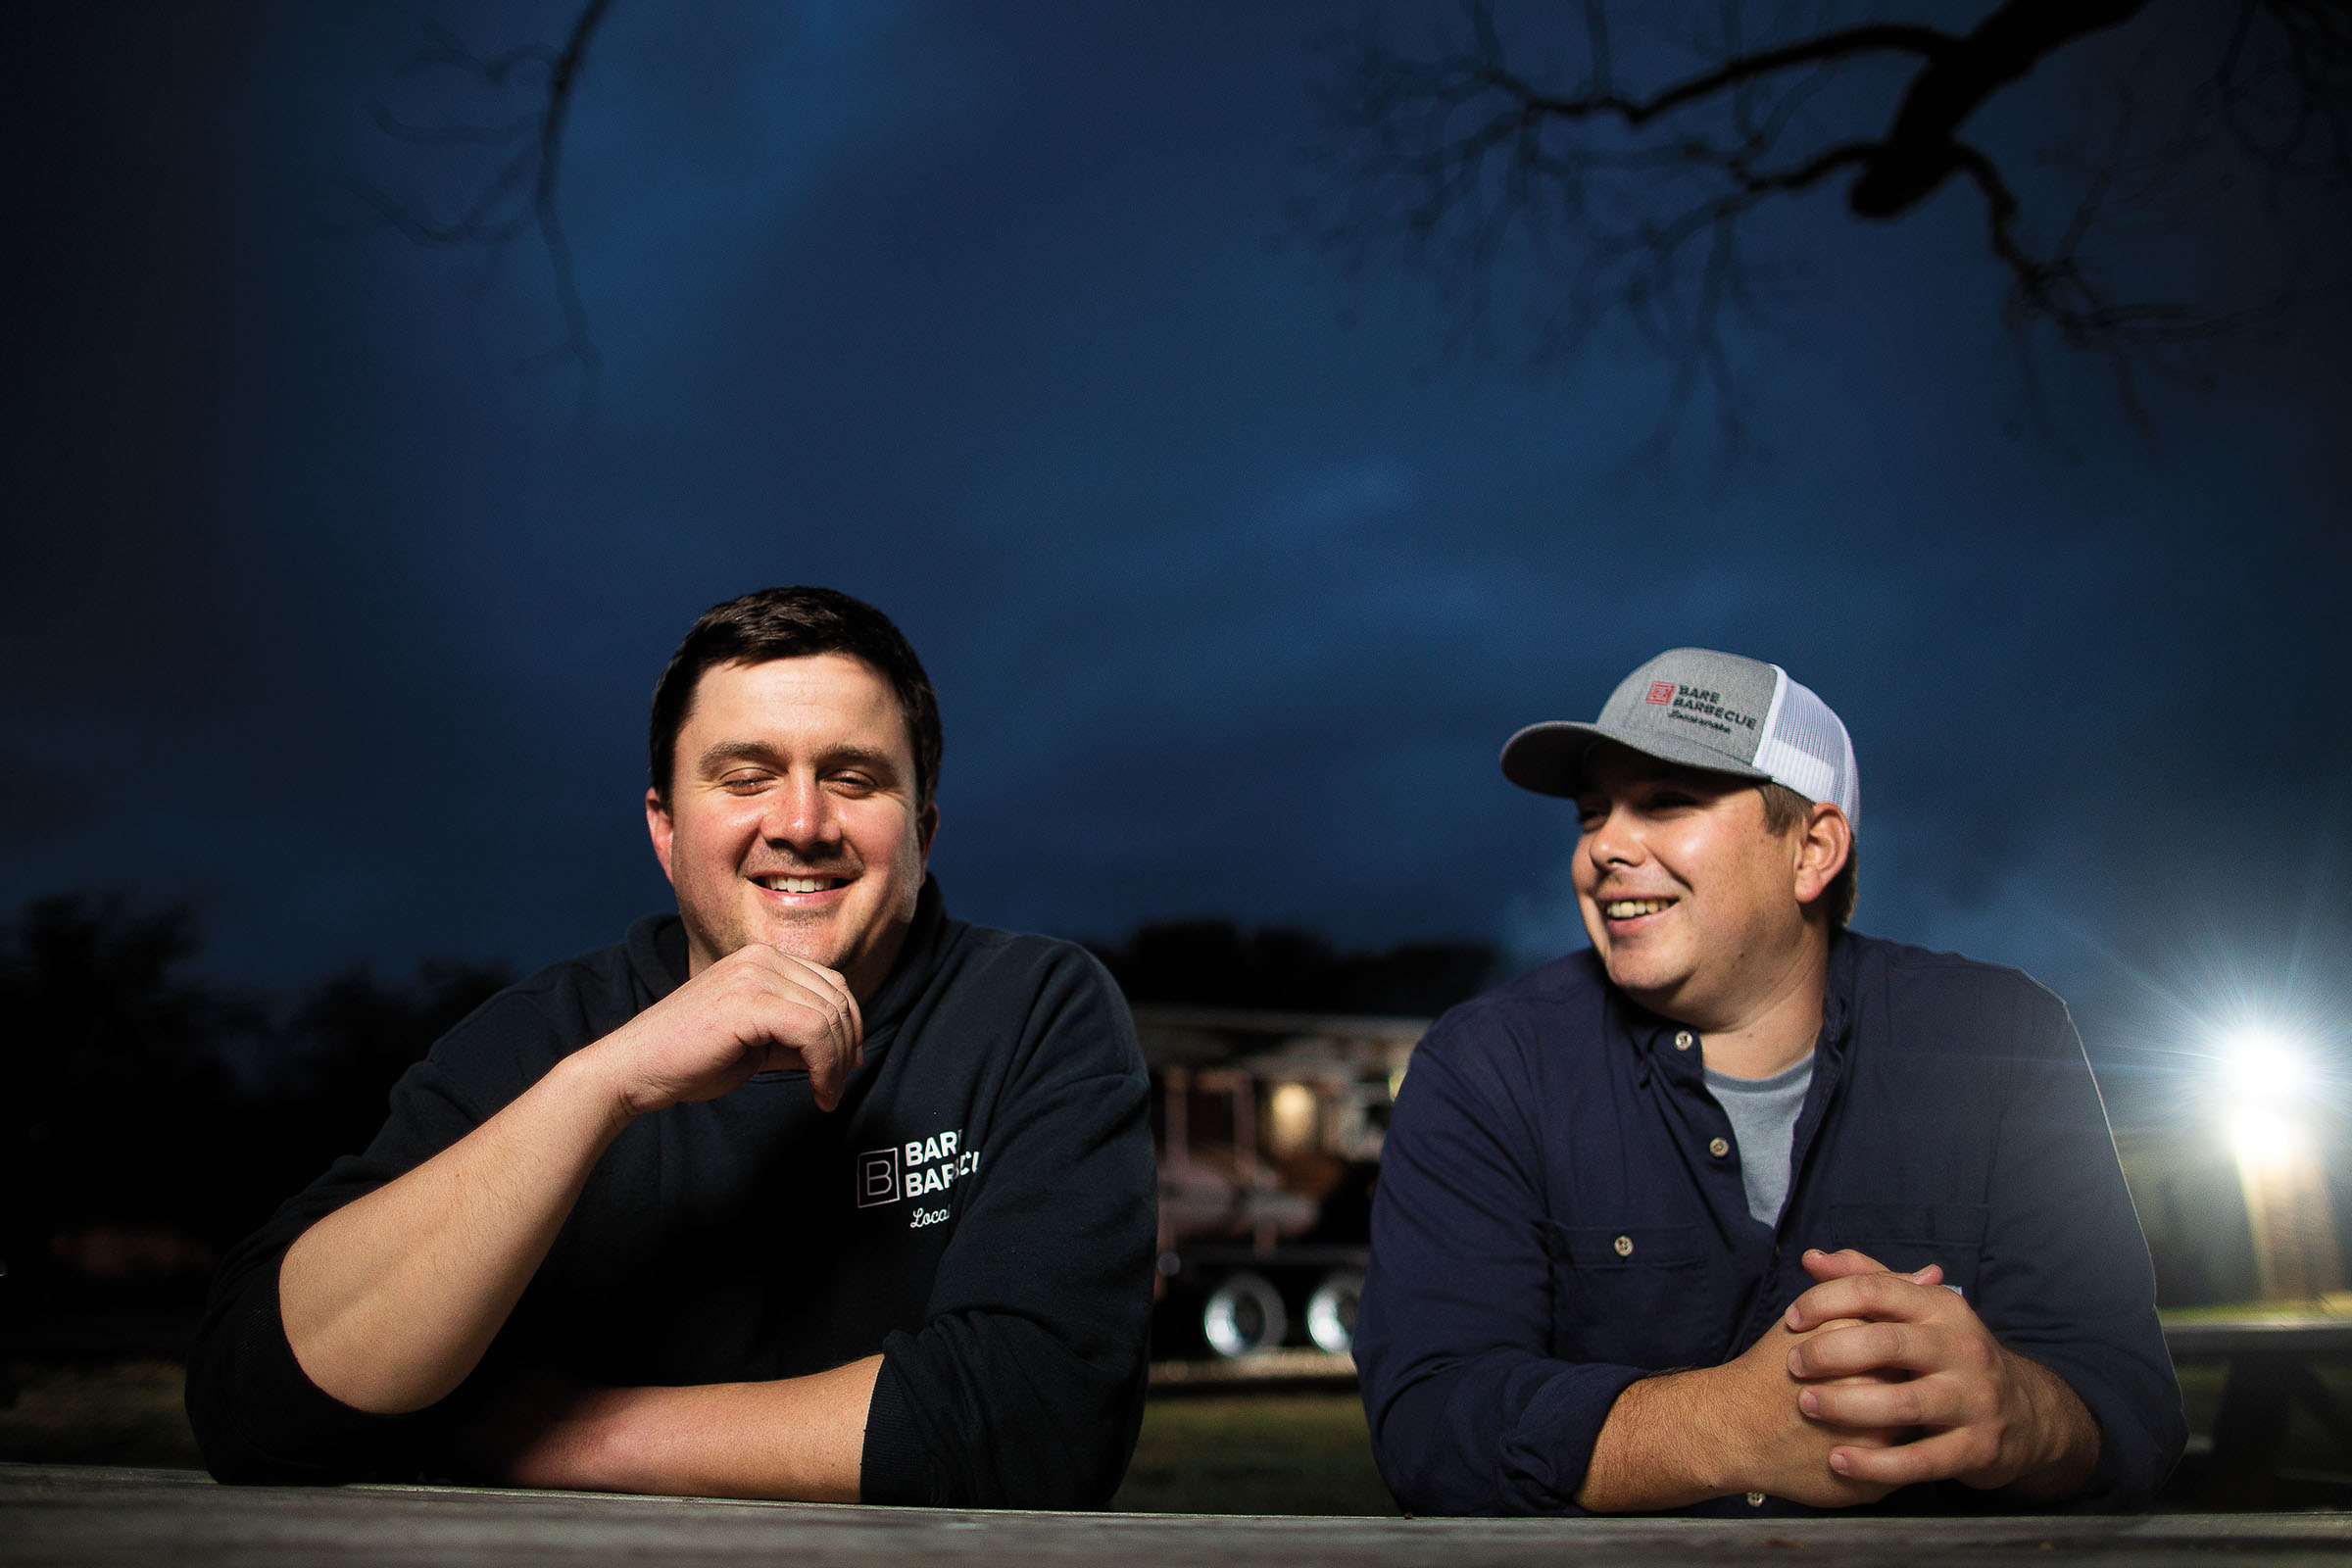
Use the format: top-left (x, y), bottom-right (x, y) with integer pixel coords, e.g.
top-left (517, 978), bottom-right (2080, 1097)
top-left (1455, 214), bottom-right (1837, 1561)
top-left (1604, 899), bottom-right (1674, 919)
top-left (765, 877), bottom-right (830, 893)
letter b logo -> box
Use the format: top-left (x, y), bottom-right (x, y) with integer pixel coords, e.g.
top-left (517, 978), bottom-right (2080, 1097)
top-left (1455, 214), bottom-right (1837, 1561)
top-left (856, 1149), bottom-right (901, 1207)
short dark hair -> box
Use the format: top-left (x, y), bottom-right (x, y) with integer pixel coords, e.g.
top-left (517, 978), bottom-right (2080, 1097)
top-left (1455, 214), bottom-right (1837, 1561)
top-left (1759, 782), bottom-right (1858, 929)
top-left (649, 586), bottom-right (944, 809)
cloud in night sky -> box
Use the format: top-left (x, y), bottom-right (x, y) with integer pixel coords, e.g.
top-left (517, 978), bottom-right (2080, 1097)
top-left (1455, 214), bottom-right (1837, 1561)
top-left (6, 0), bottom-right (2348, 1098)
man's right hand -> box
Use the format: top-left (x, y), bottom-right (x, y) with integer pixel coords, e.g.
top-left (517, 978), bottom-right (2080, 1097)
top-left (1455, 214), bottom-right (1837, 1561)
top-left (281, 943), bottom-right (862, 1414)
top-left (589, 945), bottom-right (864, 1116)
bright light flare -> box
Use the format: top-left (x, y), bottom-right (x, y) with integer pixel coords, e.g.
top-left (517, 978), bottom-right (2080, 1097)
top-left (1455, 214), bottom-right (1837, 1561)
top-left (2219, 1022), bottom-right (2314, 1168)
top-left (2230, 1105), bottom-right (2307, 1168)
top-left (2219, 1026), bottom-right (2311, 1109)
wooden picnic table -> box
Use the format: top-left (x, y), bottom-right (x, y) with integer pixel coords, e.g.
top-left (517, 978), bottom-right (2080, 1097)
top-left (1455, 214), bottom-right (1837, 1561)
top-left (2163, 1316), bottom-right (2352, 1508)
top-left (8, 1464), bottom-right (2352, 1568)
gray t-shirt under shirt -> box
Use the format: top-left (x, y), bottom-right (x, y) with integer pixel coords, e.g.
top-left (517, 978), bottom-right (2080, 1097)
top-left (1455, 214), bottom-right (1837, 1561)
top-left (1703, 1053), bottom-right (1815, 1226)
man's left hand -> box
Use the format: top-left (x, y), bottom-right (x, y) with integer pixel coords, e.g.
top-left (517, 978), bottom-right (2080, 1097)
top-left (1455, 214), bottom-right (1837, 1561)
top-left (1782, 1248), bottom-right (2099, 1500)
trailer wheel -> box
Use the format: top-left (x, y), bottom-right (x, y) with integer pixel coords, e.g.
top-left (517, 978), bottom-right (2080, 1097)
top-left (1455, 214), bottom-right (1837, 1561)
top-left (1305, 1269), bottom-right (1364, 1356)
top-left (1200, 1272), bottom-right (1287, 1358)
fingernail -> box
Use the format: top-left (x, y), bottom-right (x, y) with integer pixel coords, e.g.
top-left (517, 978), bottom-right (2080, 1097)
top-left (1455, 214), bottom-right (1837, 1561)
top-left (1788, 1348), bottom-right (1804, 1375)
top-left (1830, 1451), bottom-right (1849, 1474)
top-left (1786, 1303), bottom-right (1801, 1327)
top-left (1799, 1389), bottom-right (1818, 1414)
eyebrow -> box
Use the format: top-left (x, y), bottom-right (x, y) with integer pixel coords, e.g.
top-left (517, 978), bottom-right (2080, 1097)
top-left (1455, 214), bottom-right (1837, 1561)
top-left (694, 740), bottom-right (902, 779)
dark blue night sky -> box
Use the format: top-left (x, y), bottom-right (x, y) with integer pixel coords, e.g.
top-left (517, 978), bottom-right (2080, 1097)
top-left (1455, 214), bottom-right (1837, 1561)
top-left (9, 2), bottom-right (2348, 1096)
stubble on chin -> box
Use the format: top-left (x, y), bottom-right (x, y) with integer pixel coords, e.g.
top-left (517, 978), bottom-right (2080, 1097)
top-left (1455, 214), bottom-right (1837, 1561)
top-left (747, 901), bottom-right (857, 971)
top-left (763, 929), bottom-right (840, 971)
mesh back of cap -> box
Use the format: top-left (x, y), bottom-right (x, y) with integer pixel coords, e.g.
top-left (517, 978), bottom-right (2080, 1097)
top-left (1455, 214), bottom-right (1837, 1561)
top-left (1754, 672), bottom-right (1860, 831)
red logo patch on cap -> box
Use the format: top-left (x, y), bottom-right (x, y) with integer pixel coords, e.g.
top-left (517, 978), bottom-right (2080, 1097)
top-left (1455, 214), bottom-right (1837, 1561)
top-left (1644, 681), bottom-right (1676, 705)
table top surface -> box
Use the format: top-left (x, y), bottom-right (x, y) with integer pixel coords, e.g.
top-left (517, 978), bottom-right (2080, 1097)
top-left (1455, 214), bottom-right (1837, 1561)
top-left (9, 1465), bottom-right (2352, 1568)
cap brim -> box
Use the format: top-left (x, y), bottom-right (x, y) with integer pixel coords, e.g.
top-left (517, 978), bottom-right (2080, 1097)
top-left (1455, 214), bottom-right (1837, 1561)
top-left (1499, 721), bottom-right (1773, 799)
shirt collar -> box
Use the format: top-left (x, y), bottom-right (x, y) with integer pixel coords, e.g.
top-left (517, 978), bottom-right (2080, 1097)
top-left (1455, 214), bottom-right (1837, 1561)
top-left (1613, 926), bottom-right (1857, 1080)
top-left (1819, 925), bottom-right (1856, 1058)
top-left (858, 874), bottom-right (951, 1034)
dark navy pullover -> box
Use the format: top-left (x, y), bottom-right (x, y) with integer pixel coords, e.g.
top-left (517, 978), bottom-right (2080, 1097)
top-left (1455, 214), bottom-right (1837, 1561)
top-left (186, 879), bottom-right (1157, 1508)
top-left (1354, 930), bottom-right (2183, 1516)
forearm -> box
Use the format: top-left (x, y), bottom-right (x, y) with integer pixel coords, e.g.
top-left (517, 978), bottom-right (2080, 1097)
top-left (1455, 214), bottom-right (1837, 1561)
top-left (1993, 1350), bottom-right (2101, 1501)
top-left (1574, 1366), bottom-right (1739, 1512)
top-left (502, 1356), bottom-right (882, 1501)
top-left (279, 1048), bottom-right (635, 1414)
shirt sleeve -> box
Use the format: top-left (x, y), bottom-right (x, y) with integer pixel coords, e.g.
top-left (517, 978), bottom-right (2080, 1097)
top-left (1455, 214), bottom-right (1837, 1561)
top-left (857, 948), bottom-right (1158, 1509)
top-left (1353, 1016), bottom-right (1648, 1514)
top-left (1976, 984), bottom-right (2186, 1510)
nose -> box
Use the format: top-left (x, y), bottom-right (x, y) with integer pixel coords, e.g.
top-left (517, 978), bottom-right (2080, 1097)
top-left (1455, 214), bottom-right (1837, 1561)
top-left (762, 772), bottom-right (843, 855)
top-left (1581, 801), bottom-right (1642, 870)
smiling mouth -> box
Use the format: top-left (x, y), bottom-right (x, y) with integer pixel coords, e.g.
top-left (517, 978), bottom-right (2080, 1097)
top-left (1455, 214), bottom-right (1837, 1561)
top-left (1601, 898), bottom-right (1677, 921)
top-left (753, 874), bottom-right (851, 894)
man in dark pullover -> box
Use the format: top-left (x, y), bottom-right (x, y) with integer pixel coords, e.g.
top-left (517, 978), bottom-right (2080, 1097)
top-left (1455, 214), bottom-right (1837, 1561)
top-left (1354, 648), bottom-right (2182, 1515)
top-left (187, 587), bottom-right (1156, 1507)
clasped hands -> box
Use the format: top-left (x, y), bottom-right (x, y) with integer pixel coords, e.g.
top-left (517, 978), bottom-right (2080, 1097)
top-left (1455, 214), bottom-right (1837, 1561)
top-left (1751, 1247), bottom-right (2084, 1504)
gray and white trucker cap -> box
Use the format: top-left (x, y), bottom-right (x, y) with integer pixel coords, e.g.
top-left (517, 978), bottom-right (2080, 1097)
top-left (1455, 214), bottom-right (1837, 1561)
top-left (1500, 647), bottom-right (1860, 832)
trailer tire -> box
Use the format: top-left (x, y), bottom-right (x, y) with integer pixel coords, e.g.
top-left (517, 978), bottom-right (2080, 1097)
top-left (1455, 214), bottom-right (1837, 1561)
top-left (1305, 1269), bottom-right (1364, 1355)
top-left (1200, 1272), bottom-right (1287, 1358)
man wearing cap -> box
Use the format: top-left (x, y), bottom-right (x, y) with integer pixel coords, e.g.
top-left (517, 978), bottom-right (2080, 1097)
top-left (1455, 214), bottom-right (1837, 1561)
top-left (1353, 649), bottom-right (2182, 1516)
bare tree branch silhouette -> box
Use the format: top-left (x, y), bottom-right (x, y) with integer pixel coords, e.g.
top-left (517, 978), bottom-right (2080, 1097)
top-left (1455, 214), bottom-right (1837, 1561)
top-left (1307, 0), bottom-right (2345, 452)
top-left (350, 0), bottom-right (614, 429)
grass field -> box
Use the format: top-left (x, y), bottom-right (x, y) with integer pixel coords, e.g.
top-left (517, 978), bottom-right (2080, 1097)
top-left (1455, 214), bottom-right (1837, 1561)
top-left (0, 1362), bottom-right (202, 1469)
top-left (1111, 1393), bottom-right (1396, 1515)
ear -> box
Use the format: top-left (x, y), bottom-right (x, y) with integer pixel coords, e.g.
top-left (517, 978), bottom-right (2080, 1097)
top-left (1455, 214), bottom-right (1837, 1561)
top-left (1790, 803), bottom-right (1851, 908)
top-left (916, 801), bottom-right (940, 860)
top-left (646, 787), bottom-right (678, 887)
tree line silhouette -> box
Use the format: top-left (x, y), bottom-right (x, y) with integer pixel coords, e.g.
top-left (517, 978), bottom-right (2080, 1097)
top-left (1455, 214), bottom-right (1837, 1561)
top-left (1089, 920), bottom-right (1494, 1019)
top-left (0, 892), bottom-right (1494, 1326)
top-left (0, 893), bottom-right (511, 1325)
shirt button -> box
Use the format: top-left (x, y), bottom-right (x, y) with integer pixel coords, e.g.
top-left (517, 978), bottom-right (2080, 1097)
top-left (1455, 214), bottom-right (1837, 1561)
top-left (1612, 1234), bottom-right (1634, 1257)
top-left (1746, 1491), bottom-right (1766, 1507)
top-left (1708, 1137), bottom-right (1730, 1158)
top-left (1674, 1031), bottom-right (1694, 1051)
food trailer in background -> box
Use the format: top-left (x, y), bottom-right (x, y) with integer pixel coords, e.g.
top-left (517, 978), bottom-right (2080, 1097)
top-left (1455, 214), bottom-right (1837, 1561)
top-left (1134, 1006), bottom-right (1428, 1360)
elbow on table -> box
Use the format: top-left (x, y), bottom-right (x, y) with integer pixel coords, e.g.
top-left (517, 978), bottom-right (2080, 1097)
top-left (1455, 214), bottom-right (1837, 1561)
top-left (1362, 1393), bottom-right (1503, 1517)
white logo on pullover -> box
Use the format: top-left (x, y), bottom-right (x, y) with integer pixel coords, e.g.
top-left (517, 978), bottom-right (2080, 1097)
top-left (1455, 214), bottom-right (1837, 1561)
top-left (855, 1129), bottom-right (979, 1208)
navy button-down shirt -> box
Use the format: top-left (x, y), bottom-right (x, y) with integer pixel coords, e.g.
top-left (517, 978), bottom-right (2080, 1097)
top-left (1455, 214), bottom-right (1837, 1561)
top-left (1355, 930), bottom-right (2184, 1516)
